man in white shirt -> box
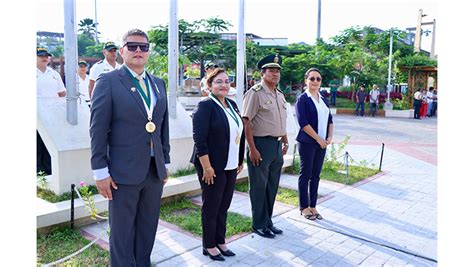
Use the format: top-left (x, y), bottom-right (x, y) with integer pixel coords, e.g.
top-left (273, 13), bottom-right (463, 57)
top-left (427, 87), bottom-right (434, 117)
top-left (88, 41), bottom-right (121, 98)
top-left (36, 47), bottom-right (66, 97)
top-left (77, 59), bottom-right (90, 102)
top-left (369, 84), bottom-right (380, 117)
top-left (36, 47), bottom-right (66, 175)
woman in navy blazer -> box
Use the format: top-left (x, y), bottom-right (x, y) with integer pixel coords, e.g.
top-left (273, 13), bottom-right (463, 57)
top-left (295, 68), bottom-right (334, 220)
top-left (191, 68), bottom-right (245, 261)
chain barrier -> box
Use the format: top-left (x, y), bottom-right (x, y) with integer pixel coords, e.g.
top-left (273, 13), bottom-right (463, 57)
top-left (42, 229), bottom-right (108, 267)
top-left (42, 185), bottom-right (109, 266)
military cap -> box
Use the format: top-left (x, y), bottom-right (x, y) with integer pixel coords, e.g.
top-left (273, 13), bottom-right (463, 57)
top-left (103, 41), bottom-right (118, 51)
top-left (257, 54), bottom-right (282, 70)
top-left (78, 59), bottom-right (88, 67)
top-left (37, 47), bottom-right (52, 57)
top-left (205, 62), bottom-right (218, 70)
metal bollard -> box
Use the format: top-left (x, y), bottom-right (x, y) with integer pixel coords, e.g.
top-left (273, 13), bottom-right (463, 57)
top-left (71, 184), bottom-right (75, 229)
top-left (379, 143), bottom-right (385, 171)
top-left (345, 151), bottom-right (349, 184)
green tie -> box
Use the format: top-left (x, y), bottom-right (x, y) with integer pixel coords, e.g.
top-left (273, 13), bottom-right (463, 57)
top-left (136, 75), bottom-right (148, 98)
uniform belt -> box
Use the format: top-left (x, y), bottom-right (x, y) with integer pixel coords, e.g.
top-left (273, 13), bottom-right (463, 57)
top-left (260, 136), bottom-right (283, 141)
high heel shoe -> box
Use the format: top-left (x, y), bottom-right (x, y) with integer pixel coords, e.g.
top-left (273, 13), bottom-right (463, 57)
top-left (202, 248), bottom-right (225, 261)
top-left (217, 245), bottom-right (236, 257)
top-left (300, 209), bottom-right (317, 220)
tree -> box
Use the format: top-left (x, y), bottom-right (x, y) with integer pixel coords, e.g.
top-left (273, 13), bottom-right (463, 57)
top-left (77, 34), bottom-right (96, 56)
top-left (78, 18), bottom-right (98, 40)
top-left (148, 18), bottom-right (233, 77)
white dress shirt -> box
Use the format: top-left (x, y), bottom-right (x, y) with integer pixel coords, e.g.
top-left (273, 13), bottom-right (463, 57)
top-left (306, 90), bottom-right (329, 140)
top-left (37, 67), bottom-right (66, 97)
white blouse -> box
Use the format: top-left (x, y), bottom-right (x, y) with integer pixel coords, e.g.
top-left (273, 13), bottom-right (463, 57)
top-left (305, 90), bottom-right (329, 140)
top-left (210, 96), bottom-right (244, 170)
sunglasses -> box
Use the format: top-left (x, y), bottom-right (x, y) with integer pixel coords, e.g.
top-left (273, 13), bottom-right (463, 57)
top-left (308, 77), bottom-right (322, 82)
top-left (124, 42), bottom-right (150, 52)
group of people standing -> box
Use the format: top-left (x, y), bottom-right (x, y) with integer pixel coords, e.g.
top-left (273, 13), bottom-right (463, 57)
top-left (355, 84), bottom-right (381, 117)
top-left (191, 55), bottom-right (334, 261)
top-left (413, 87), bottom-right (437, 119)
top-left (39, 28), bottom-right (334, 266)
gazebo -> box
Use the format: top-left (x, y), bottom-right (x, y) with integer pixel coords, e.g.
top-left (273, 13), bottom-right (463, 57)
top-left (399, 65), bottom-right (437, 108)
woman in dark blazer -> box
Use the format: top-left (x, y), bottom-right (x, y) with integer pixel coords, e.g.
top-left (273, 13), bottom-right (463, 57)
top-left (191, 68), bottom-right (245, 261)
top-left (295, 68), bottom-right (334, 220)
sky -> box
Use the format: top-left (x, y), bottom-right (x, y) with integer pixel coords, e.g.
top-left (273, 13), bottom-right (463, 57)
top-left (37, 0), bottom-right (437, 52)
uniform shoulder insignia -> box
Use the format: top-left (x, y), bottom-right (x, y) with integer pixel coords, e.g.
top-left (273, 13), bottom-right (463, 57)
top-left (276, 88), bottom-right (283, 94)
top-left (251, 84), bottom-right (262, 92)
top-left (96, 60), bottom-right (103, 64)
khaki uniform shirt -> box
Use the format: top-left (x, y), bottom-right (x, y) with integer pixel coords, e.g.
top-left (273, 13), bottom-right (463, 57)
top-left (242, 82), bottom-right (287, 137)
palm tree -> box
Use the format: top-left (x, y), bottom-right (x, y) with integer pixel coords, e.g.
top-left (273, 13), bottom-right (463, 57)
top-left (78, 18), bottom-right (97, 40)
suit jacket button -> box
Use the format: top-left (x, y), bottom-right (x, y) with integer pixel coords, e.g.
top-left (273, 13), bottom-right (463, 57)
top-left (147, 141), bottom-right (151, 146)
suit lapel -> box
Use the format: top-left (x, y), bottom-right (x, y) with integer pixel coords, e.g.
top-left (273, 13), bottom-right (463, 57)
top-left (118, 67), bottom-right (148, 118)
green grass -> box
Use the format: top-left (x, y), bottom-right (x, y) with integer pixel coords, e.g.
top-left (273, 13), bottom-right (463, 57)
top-left (160, 197), bottom-right (252, 237)
top-left (37, 166), bottom-right (196, 203)
top-left (37, 185), bottom-right (99, 203)
top-left (169, 165), bottom-right (197, 179)
top-left (276, 187), bottom-right (300, 206)
top-left (285, 157), bottom-right (380, 185)
top-left (37, 226), bottom-right (109, 266)
top-left (334, 97), bottom-right (384, 109)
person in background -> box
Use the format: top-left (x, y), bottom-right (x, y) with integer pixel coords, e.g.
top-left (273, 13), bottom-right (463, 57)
top-left (420, 89), bottom-right (428, 118)
top-left (427, 87), bottom-right (434, 117)
top-left (36, 47), bottom-right (66, 98)
top-left (242, 54), bottom-right (288, 239)
top-left (77, 59), bottom-right (90, 103)
top-left (354, 85), bottom-right (367, 117)
top-left (329, 79), bottom-right (338, 106)
top-left (88, 41), bottom-right (121, 98)
top-left (200, 62), bottom-right (218, 97)
top-left (295, 68), bottom-right (333, 220)
top-left (413, 88), bottom-right (422, 119)
top-left (191, 68), bottom-right (245, 261)
top-left (369, 84), bottom-right (380, 117)
top-left (431, 89), bottom-right (438, 117)
top-left (36, 46), bottom-right (66, 175)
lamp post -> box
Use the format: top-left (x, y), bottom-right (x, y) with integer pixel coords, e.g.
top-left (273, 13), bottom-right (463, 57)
top-left (94, 0), bottom-right (99, 44)
top-left (317, 0), bottom-right (322, 40)
top-left (384, 31), bottom-right (393, 110)
top-left (168, 0), bottom-right (178, 118)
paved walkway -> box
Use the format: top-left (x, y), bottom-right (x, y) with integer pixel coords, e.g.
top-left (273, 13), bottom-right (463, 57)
top-left (80, 116), bottom-right (437, 266)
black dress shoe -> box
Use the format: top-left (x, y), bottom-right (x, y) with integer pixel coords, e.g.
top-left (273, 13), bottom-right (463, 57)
top-left (252, 227), bottom-right (275, 238)
top-left (217, 245), bottom-right (236, 256)
top-left (202, 248), bottom-right (225, 261)
top-left (268, 225), bottom-right (283, 235)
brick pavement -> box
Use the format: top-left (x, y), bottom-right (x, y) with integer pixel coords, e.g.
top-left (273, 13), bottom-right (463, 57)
top-left (80, 116), bottom-right (437, 266)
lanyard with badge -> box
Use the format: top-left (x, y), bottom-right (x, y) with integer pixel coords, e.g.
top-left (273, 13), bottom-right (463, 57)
top-left (124, 67), bottom-right (156, 133)
top-left (210, 93), bottom-right (241, 144)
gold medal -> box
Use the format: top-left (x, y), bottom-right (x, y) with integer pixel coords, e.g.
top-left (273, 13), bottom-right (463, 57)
top-left (146, 121), bottom-right (156, 133)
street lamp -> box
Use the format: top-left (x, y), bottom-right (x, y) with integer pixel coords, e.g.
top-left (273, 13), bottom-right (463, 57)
top-left (384, 31), bottom-right (394, 110)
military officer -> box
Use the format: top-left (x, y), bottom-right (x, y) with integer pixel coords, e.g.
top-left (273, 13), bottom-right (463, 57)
top-left (242, 54), bottom-right (289, 238)
top-left (88, 41), bottom-right (121, 98)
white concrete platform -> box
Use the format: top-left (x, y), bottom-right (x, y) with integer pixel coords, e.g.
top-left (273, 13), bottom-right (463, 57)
top-left (37, 155), bottom-right (294, 229)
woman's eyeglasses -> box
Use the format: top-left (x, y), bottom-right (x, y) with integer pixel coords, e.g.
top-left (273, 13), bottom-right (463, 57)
top-left (212, 80), bottom-right (231, 86)
top-left (308, 77), bottom-right (322, 82)
top-left (124, 42), bottom-right (150, 52)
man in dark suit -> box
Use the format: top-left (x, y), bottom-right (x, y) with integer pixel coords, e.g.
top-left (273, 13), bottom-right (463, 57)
top-left (90, 29), bottom-right (170, 267)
